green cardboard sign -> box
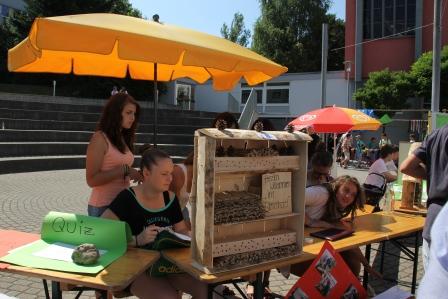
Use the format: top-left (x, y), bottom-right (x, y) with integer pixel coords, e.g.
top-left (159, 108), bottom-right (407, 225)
top-left (0, 211), bottom-right (131, 274)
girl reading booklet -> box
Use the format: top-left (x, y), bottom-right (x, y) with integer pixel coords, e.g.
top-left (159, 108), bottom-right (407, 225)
top-left (102, 145), bottom-right (206, 299)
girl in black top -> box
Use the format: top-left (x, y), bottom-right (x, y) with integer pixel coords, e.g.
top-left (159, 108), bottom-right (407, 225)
top-left (102, 146), bottom-right (206, 299)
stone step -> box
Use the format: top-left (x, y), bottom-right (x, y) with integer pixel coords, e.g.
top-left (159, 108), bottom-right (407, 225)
top-left (0, 96), bottom-right (220, 118)
top-left (0, 108), bottom-right (215, 125)
top-left (0, 155), bottom-right (185, 174)
top-left (0, 142), bottom-right (193, 157)
top-left (0, 118), bottom-right (207, 133)
top-left (0, 129), bottom-right (194, 144)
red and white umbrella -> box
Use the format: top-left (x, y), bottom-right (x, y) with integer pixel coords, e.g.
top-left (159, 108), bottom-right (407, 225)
top-left (288, 106), bottom-right (381, 133)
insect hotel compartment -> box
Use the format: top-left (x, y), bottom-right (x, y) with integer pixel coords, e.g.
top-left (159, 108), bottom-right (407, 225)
top-left (191, 129), bottom-right (311, 273)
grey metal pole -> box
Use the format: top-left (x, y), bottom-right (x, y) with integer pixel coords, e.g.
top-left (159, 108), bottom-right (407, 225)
top-left (431, 0), bottom-right (441, 130)
top-left (321, 23), bottom-right (328, 108)
top-left (153, 63), bottom-right (158, 147)
top-left (347, 74), bottom-right (350, 108)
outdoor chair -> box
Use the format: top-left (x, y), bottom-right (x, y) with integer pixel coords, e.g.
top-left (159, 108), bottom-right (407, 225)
top-left (363, 173), bottom-right (387, 213)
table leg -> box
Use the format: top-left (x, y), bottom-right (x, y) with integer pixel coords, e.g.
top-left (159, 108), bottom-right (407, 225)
top-left (42, 279), bottom-right (50, 299)
top-left (380, 241), bottom-right (386, 273)
top-left (411, 232), bottom-right (420, 294)
top-left (254, 272), bottom-right (264, 299)
top-left (51, 281), bottom-right (62, 299)
top-left (207, 284), bottom-right (214, 299)
top-left (363, 244), bottom-right (371, 289)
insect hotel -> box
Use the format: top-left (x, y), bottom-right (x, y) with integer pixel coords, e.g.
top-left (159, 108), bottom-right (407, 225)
top-left (190, 128), bottom-right (311, 273)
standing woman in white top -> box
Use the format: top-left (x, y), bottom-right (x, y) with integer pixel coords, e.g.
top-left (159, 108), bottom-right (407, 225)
top-left (295, 176), bottom-right (380, 279)
top-left (169, 152), bottom-right (194, 228)
top-left (364, 144), bottom-right (397, 190)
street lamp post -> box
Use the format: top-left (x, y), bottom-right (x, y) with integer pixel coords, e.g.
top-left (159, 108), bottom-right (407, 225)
top-left (343, 61), bottom-right (352, 108)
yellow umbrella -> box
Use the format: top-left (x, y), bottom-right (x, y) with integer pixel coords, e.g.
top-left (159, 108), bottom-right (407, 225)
top-left (8, 13), bottom-right (288, 145)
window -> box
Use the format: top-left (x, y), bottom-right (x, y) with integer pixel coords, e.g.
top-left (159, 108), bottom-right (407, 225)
top-left (266, 82), bottom-right (289, 104)
top-left (176, 84), bottom-right (191, 100)
top-left (0, 5), bottom-right (10, 17)
top-left (266, 89), bottom-right (289, 104)
top-left (241, 89), bottom-right (262, 104)
top-left (241, 82), bottom-right (290, 105)
top-left (363, 0), bottom-right (416, 39)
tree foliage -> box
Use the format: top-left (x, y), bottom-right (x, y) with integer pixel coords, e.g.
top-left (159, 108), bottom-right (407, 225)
top-left (252, 0), bottom-right (345, 72)
top-left (220, 12), bottom-right (251, 47)
top-left (353, 69), bottom-right (414, 115)
top-left (410, 45), bottom-right (448, 109)
top-left (0, 0), bottom-right (168, 100)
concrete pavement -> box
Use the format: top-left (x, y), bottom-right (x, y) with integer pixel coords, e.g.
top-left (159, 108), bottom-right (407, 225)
top-left (0, 168), bottom-right (422, 298)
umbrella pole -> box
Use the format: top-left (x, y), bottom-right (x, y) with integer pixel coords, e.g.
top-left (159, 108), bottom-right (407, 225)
top-left (153, 63), bottom-right (158, 147)
top-left (332, 133), bottom-right (337, 177)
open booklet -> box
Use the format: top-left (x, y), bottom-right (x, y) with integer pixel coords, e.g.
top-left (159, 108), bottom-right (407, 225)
top-left (146, 228), bottom-right (191, 251)
top-left (143, 227), bottom-right (190, 277)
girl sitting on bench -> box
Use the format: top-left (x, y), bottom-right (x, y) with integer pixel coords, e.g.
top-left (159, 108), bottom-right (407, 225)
top-left (102, 145), bottom-right (207, 299)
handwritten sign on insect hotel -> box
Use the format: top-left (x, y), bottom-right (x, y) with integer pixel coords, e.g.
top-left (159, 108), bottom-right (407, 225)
top-left (262, 172), bottom-right (292, 216)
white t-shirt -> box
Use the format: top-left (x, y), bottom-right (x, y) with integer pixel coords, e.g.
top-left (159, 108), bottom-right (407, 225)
top-left (417, 203), bottom-right (448, 297)
top-left (365, 158), bottom-right (388, 188)
top-left (305, 185), bottom-right (330, 221)
top-left (385, 160), bottom-right (398, 177)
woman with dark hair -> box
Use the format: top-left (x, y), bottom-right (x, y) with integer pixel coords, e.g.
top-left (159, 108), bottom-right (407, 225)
top-left (85, 92), bottom-right (143, 217)
top-left (306, 151), bottom-right (334, 187)
top-left (292, 176), bottom-right (380, 279)
top-left (101, 145), bottom-right (207, 299)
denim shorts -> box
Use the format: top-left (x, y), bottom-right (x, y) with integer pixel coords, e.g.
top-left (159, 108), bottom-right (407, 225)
top-left (87, 205), bottom-right (109, 217)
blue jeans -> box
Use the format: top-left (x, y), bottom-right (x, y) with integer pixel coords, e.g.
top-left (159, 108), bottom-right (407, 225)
top-left (87, 205), bottom-right (109, 217)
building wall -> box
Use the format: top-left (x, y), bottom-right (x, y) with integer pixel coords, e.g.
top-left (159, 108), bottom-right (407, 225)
top-left (422, 0), bottom-right (448, 53)
top-left (192, 71), bottom-right (347, 117)
top-left (363, 37), bottom-right (415, 74)
top-left (195, 83), bottom-right (233, 113)
top-left (345, 0), bottom-right (448, 78)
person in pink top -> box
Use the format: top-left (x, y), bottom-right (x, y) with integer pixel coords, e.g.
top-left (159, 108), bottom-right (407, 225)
top-left (86, 92), bottom-right (143, 217)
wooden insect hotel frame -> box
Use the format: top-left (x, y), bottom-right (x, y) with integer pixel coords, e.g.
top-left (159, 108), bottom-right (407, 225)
top-left (190, 128), bottom-right (311, 273)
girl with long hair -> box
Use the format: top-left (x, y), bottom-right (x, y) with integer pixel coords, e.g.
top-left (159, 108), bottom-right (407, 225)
top-left (85, 92), bottom-right (143, 217)
top-left (293, 175), bottom-right (381, 279)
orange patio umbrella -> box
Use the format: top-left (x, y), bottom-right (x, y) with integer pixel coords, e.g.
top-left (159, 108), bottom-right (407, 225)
top-left (8, 13), bottom-right (287, 145)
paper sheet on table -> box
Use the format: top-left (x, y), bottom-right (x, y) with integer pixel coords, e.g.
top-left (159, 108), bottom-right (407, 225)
top-left (372, 286), bottom-right (412, 299)
top-left (32, 242), bottom-right (107, 262)
top-left (0, 211), bottom-right (131, 274)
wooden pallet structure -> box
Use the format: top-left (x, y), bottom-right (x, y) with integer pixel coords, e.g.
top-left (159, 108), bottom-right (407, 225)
top-left (190, 128), bottom-right (311, 273)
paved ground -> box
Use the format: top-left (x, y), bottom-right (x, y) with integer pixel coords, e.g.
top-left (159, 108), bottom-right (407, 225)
top-left (0, 168), bottom-right (422, 298)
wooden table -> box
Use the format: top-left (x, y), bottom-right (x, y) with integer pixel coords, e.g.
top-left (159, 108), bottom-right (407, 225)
top-left (0, 230), bottom-right (160, 299)
top-left (163, 211), bottom-right (425, 298)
